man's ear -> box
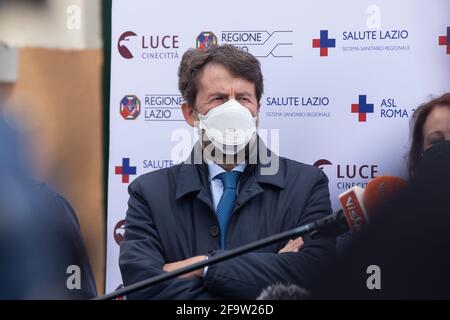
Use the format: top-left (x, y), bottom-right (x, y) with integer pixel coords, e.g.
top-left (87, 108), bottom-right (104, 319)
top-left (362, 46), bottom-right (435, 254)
top-left (181, 103), bottom-right (196, 127)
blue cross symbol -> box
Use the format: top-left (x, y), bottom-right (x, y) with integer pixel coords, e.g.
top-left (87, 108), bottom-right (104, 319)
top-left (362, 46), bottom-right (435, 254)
top-left (320, 30), bottom-right (336, 48)
top-left (358, 95), bottom-right (374, 113)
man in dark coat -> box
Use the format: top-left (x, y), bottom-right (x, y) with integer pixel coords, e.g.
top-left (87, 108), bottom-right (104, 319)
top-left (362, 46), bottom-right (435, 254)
top-left (0, 117), bottom-right (97, 299)
top-left (119, 45), bottom-right (336, 299)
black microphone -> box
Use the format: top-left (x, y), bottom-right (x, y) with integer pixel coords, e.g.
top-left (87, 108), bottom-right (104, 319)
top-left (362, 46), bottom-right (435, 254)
top-left (311, 209), bottom-right (349, 238)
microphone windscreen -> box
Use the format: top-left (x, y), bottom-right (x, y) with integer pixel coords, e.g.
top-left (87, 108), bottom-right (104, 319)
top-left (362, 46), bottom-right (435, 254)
top-left (363, 176), bottom-right (408, 216)
top-left (257, 283), bottom-right (310, 300)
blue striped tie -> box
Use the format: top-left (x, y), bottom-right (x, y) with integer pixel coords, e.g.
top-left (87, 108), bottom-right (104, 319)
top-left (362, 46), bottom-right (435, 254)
top-left (215, 171), bottom-right (241, 249)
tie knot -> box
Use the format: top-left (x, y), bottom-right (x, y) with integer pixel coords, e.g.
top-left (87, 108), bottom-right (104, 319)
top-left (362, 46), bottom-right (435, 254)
top-left (216, 171), bottom-right (241, 189)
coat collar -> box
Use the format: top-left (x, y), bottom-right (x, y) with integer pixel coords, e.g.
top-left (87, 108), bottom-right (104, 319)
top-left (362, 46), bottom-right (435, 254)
top-left (175, 138), bottom-right (285, 201)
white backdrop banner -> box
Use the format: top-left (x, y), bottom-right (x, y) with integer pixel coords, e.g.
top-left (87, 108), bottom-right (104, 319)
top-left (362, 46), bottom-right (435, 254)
top-left (106, 0), bottom-right (450, 292)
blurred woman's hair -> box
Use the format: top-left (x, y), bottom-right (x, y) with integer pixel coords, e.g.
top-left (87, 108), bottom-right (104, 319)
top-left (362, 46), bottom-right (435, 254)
top-left (408, 93), bottom-right (450, 179)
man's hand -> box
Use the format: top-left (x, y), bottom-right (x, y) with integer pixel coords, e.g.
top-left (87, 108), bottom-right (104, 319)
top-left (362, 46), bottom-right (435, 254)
top-left (163, 255), bottom-right (207, 279)
top-left (278, 236), bottom-right (304, 254)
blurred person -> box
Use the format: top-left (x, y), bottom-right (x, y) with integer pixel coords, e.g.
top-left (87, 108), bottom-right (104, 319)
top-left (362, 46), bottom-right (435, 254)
top-left (311, 140), bottom-right (450, 299)
top-left (310, 94), bottom-right (450, 299)
top-left (119, 45), bottom-right (336, 299)
top-left (0, 117), bottom-right (97, 299)
top-left (408, 92), bottom-right (450, 180)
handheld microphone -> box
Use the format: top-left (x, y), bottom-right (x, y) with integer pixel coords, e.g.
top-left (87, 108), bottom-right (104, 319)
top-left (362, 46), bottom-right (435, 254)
top-left (363, 176), bottom-right (408, 218)
top-left (312, 176), bottom-right (408, 238)
top-left (338, 185), bottom-right (366, 233)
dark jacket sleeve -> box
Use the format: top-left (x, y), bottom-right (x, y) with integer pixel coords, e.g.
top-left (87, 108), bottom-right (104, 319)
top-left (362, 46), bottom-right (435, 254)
top-left (54, 193), bottom-right (98, 298)
top-left (203, 170), bottom-right (336, 299)
top-left (119, 179), bottom-right (215, 300)
top-left (14, 182), bottom-right (98, 299)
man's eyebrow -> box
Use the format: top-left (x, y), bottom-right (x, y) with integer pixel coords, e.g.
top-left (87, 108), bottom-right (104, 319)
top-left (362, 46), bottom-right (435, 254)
top-left (235, 91), bottom-right (253, 97)
top-left (206, 92), bottom-right (228, 98)
top-left (205, 91), bottom-right (255, 99)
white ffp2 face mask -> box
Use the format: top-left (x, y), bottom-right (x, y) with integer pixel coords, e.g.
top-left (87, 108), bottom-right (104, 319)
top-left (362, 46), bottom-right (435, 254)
top-left (197, 99), bottom-right (257, 155)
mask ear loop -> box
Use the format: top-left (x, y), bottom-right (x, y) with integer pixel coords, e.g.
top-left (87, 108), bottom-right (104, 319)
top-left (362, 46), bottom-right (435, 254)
top-left (196, 111), bottom-right (207, 130)
top-left (421, 144), bottom-right (432, 157)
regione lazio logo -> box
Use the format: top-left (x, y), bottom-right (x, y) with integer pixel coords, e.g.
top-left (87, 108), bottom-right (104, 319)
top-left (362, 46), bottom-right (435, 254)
top-left (115, 158), bottom-right (137, 183)
top-left (196, 31), bottom-right (217, 50)
top-left (312, 30), bottom-right (336, 56)
top-left (120, 95), bottom-right (141, 120)
top-left (113, 219), bottom-right (126, 245)
top-left (351, 95), bottom-right (374, 122)
top-left (117, 31), bottom-right (137, 59)
top-left (438, 27), bottom-right (450, 54)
